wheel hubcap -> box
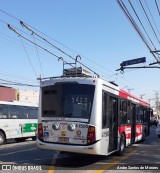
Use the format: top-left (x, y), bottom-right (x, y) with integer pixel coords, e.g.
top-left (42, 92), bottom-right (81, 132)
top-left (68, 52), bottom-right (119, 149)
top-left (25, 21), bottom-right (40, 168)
top-left (121, 141), bottom-right (124, 151)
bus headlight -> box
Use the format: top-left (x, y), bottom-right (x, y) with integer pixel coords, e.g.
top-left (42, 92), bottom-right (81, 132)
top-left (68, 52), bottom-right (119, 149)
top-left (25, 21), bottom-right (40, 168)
top-left (68, 124), bottom-right (76, 131)
top-left (52, 123), bottom-right (60, 130)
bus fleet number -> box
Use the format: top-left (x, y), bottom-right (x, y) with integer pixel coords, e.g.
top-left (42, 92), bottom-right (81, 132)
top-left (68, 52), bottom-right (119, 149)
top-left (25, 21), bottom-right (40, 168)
top-left (78, 124), bottom-right (88, 128)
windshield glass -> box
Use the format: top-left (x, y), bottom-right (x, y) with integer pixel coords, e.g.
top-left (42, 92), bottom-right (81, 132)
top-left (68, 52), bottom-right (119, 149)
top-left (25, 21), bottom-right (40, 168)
top-left (42, 83), bottom-right (95, 119)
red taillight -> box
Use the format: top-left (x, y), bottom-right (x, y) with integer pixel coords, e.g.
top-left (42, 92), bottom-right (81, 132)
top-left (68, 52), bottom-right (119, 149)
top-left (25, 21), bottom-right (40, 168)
top-left (38, 123), bottom-right (43, 140)
top-left (87, 126), bottom-right (96, 144)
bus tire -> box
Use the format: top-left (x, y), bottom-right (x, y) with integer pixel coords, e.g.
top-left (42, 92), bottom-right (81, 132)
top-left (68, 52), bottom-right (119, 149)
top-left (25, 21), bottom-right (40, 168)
top-left (117, 134), bottom-right (125, 156)
top-left (15, 138), bottom-right (26, 143)
top-left (0, 131), bottom-right (5, 145)
top-left (32, 136), bottom-right (36, 140)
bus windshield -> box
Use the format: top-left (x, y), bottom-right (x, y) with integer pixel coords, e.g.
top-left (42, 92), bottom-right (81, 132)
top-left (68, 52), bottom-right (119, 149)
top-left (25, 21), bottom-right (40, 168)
top-left (42, 83), bottom-right (95, 119)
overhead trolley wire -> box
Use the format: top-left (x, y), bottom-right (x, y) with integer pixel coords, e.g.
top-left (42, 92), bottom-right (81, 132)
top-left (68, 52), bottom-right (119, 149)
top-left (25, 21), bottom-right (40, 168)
top-left (20, 21), bottom-right (100, 76)
top-left (144, 0), bottom-right (160, 37)
top-left (0, 9), bottom-right (20, 21)
top-left (0, 10), bottom-right (126, 76)
top-left (19, 37), bottom-right (38, 78)
top-left (0, 9), bottom-right (113, 76)
top-left (155, 0), bottom-right (160, 16)
top-left (138, 0), bottom-right (160, 45)
top-left (128, 0), bottom-right (156, 49)
top-left (0, 12), bottom-right (44, 78)
top-left (7, 24), bottom-right (75, 69)
top-left (25, 22), bottom-right (115, 75)
top-left (0, 9), bottom-right (156, 97)
top-left (117, 0), bottom-right (152, 50)
top-left (0, 78), bottom-right (39, 87)
top-left (32, 34), bottom-right (45, 77)
top-left (0, 14), bottom-right (102, 78)
top-left (0, 17), bottom-right (54, 51)
top-left (0, 9), bottom-right (70, 50)
top-left (0, 13), bottom-right (100, 77)
top-left (117, 0), bottom-right (159, 62)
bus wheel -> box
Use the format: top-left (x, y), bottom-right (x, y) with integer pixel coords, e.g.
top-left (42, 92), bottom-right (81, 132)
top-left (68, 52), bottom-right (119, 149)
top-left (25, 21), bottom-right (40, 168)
top-left (0, 132), bottom-right (5, 145)
top-left (117, 134), bottom-right (125, 156)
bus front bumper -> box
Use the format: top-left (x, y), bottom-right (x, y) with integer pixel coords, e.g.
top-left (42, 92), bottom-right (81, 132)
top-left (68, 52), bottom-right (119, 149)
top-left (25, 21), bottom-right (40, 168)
top-left (37, 139), bottom-right (101, 155)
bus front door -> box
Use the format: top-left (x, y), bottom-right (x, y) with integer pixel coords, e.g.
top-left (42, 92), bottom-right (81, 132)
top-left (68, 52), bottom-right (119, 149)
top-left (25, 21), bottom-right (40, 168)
top-left (108, 97), bottom-right (118, 152)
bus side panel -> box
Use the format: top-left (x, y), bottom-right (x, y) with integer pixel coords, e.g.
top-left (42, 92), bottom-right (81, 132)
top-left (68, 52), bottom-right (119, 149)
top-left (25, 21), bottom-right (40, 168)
top-left (135, 124), bottom-right (142, 142)
top-left (101, 128), bottom-right (110, 155)
top-left (0, 120), bottom-right (12, 139)
top-left (22, 119), bottom-right (37, 138)
top-left (6, 120), bottom-right (22, 139)
top-left (118, 125), bottom-right (131, 146)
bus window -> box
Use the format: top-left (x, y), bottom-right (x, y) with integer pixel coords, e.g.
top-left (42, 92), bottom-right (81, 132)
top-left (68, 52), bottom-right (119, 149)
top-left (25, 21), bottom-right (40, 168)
top-left (127, 101), bottom-right (131, 124)
top-left (143, 108), bottom-right (147, 122)
top-left (143, 109), bottom-right (146, 122)
top-left (120, 100), bottom-right (127, 125)
top-left (136, 105), bottom-right (140, 123)
top-left (0, 105), bottom-right (8, 119)
top-left (8, 105), bottom-right (18, 119)
top-left (102, 91), bottom-right (107, 128)
top-left (29, 107), bottom-right (38, 119)
top-left (18, 106), bottom-right (29, 119)
top-left (42, 84), bottom-right (95, 119)
top-left (139, 106), bottom-right (144, 123)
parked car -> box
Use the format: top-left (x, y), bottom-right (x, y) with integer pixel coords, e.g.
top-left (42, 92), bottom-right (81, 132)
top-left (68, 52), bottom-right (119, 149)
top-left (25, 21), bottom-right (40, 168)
top-left (156, 122), bottom-right (160, 138)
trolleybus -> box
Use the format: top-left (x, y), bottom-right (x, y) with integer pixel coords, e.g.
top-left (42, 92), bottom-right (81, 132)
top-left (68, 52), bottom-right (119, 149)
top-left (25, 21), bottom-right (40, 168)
top-left (0, 101), bottom-right (38, 144)
top-left (37, 67), bottom-right (152, 156)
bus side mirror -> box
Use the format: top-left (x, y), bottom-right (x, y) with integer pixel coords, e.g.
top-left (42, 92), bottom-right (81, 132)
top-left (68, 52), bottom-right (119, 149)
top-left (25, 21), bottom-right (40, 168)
top-left (150, 109), bottom-right (153, 117)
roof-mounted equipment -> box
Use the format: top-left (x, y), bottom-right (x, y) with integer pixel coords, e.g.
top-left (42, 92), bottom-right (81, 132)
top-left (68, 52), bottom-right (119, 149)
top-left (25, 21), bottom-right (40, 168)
top-left (63, 67), bottom-right (93, 77)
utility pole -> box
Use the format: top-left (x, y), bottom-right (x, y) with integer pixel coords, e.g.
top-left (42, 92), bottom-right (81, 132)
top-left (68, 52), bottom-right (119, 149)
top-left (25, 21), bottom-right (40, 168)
top-left (127, 88), bottom-right (134, 93)
top-left (148, 98), bottom-right (155, 105)
top-left (140, 94), bottom-right (145, 99)
top-left (155, 91), bottom-right (160, 118)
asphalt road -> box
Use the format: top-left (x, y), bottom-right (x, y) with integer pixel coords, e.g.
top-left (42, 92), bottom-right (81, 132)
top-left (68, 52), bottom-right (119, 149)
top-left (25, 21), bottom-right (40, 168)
top-left (0, 125), bottom-right (159, 173)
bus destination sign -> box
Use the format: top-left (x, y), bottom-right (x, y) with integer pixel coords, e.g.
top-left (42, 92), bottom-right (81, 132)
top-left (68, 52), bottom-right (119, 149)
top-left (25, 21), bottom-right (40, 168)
top-left (120, 57), bottom-right (146, 67)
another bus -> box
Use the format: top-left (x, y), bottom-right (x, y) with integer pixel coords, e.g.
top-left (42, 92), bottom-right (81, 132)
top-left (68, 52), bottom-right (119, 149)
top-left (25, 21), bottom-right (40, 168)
top-left (0, 101), bottom-right (38, 144)
top-left (37, 67), bottom-right (152, 156)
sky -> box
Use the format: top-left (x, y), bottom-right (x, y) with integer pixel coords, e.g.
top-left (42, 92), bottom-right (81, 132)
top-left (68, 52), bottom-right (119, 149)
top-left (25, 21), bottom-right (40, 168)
top-left (0, 0), bottom-right (160, 106)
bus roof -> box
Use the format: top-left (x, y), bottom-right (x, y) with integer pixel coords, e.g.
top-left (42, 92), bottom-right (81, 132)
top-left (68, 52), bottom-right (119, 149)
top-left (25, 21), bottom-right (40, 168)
top-left (0, 100), bottom-right (38, 107)
top-left (40, 75), bottom-right (149, 107)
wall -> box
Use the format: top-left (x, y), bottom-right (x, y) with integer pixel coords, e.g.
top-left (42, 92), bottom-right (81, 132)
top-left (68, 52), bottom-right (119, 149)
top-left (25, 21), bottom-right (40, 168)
top-left (0, 86), bottom-right (16, 101)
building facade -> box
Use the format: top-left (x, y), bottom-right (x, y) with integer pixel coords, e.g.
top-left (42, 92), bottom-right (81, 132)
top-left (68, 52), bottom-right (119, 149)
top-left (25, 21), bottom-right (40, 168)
top-left (0, 85), bottom-right (39, 104)
top-left (0, 86), bottom-right (16, 101)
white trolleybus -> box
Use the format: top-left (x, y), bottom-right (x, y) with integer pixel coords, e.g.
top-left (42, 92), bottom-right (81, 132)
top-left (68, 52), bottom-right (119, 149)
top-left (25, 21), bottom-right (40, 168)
top-left (0, 101), bottom-right (38, 144)
top-left (37, 67), bottom-right (152, 156)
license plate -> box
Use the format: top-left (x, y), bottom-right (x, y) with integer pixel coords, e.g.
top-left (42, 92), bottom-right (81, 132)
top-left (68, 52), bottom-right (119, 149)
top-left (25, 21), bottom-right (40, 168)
top-left (58, 137), bottom-right (69, 143)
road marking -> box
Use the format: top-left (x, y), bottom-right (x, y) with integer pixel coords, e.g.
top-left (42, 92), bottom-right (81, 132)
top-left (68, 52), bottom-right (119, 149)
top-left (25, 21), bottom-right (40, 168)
top-left (0, 141), bottom-right (35, 149)
top-left (0, 148), bottom-right (36, 157)
top-left (0, 162), bottom-right (16, 164)
top-left (48, 151), bottom-right (60, 173)
top-left (94, 150), bottom-right (138, 173)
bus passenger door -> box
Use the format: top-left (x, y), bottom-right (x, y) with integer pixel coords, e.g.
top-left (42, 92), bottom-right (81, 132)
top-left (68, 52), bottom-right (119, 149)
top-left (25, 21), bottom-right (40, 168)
top-left (108, 97), bottom-right (118, 152)
top-left (131, 103), bottom-right (136, 143)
